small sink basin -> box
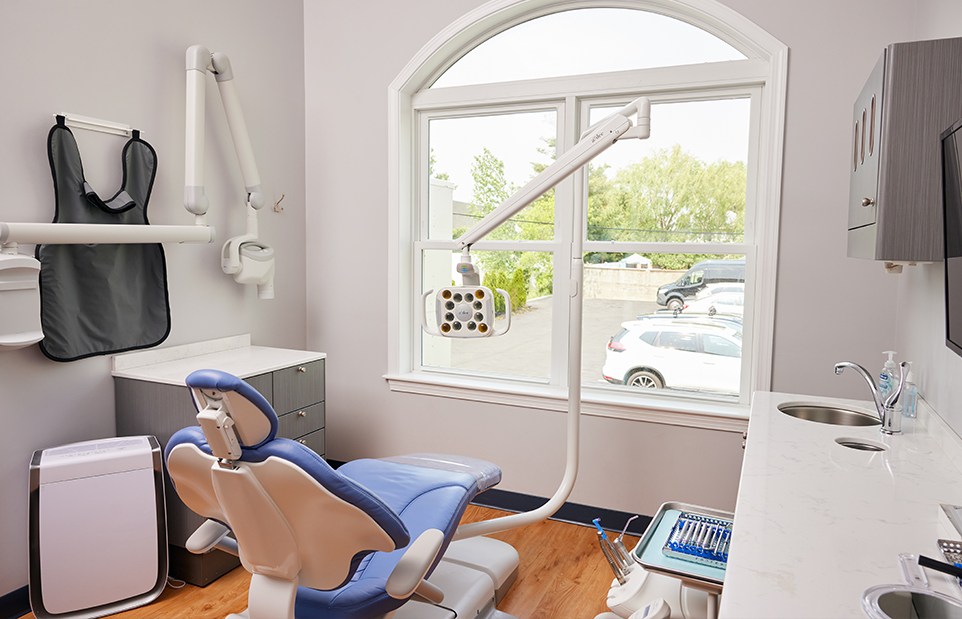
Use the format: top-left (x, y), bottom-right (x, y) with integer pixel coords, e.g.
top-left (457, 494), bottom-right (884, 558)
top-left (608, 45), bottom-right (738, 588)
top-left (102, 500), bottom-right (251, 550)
top-left (778, 402), bottom-right (880, 426)
top-left (863, 585), bottom-right (962, 618)
top-left (836, 437), bottom-right (888, 452)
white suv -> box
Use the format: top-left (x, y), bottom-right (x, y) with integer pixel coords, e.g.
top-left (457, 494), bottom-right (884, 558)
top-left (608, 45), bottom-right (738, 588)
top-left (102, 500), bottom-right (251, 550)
top-left (602, 318), bottom-right (741, 395)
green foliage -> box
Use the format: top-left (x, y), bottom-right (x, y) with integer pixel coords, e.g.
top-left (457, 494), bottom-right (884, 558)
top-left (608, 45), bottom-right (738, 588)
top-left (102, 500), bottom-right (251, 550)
top-left (483, 268), bottom-right (528, 314)
top-left (648, 253), bottom-right (717, 271)
top-left (587, 145), bottom-right (746, 243)
top-left (462, 140), bottom-right (745, 308)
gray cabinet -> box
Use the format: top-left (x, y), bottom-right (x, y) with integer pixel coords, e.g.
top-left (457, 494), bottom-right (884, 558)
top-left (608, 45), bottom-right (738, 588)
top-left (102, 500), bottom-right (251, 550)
top-left (848, 37), bottom-right (962, 262)
top-left (115, 352), bottom-right (325, 586)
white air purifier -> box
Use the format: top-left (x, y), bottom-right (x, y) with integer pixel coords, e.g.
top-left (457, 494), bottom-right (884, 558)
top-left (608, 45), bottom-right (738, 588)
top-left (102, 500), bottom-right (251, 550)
top-left (29, 436), bottom-right (168, 619)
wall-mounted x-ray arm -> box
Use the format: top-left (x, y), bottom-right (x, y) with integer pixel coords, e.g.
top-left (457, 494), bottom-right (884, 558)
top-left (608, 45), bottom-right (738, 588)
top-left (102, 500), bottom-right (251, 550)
top-left (185, 45), bottom-right (274, 299)
top-left (433, 97), bottom-right (652, 540)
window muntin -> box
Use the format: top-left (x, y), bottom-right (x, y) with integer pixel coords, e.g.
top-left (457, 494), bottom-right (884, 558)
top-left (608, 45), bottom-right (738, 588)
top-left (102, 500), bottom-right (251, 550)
top-left (432, 8), bottom-right (746, 89)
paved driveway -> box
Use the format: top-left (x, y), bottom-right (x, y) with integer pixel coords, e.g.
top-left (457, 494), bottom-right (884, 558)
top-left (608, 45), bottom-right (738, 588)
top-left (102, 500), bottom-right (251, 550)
top-left (449, 296), bottom-right (659, 384)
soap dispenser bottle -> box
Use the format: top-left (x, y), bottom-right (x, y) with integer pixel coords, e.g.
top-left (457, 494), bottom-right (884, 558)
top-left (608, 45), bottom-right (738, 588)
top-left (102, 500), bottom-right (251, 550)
top-left (879, 351), bottom-right (897, 400)
top-left (902, 362), bottom-right (918, 418)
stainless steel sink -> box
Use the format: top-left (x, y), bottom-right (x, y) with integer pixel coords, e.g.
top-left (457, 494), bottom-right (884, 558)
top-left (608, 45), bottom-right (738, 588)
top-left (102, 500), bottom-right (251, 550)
top-left (777, 402), bottom-right (881, 426)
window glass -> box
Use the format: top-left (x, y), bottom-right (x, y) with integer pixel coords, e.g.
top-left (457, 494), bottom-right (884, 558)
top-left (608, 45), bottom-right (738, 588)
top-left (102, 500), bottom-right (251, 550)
top-left (702, 334), bottom-right (741, 358)
top-left (428, 111), bottom-right (557, 241)
top-left (587, 99), bottom-right (750, 244)
top-left (589, 252), bottom-right (745, 396)
top-left (657, 331), bottom-right (699, 352)
top-left (433, 8), bottom-right (745, 88)
top-left (421, 249), bottom-right (552, 380)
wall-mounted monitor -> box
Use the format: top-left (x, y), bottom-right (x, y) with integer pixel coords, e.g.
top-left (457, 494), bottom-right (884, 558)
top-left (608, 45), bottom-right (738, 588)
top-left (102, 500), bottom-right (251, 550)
top-left (942, 119), bottom-right (962, 357)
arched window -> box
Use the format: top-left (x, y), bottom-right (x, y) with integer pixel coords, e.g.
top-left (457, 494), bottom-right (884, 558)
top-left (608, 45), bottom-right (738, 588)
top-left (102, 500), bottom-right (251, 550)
top-left (388, 0), bottom-right (786, 425)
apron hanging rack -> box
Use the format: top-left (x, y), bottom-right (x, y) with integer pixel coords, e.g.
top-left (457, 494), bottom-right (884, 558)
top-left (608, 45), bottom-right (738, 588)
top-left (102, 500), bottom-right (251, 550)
top-left (55, 112), bottom-right (134, 137)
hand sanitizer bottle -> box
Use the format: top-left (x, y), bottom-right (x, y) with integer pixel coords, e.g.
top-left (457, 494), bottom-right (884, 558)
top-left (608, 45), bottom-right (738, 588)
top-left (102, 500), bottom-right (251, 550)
top-left (879, 351), bottom-right (897, 400)
top-left (902, 362), bottom-right (918, 418)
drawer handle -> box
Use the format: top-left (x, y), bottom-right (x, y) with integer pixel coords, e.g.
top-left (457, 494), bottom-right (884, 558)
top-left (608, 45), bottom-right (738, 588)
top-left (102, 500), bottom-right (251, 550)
top-left (861, 197), bottom-right (875, 207)
top-left (297, 366), bottom-right (307, 373)
top-left (297, 410), bottom-right (306, 418)
top-left (297, 438), bottom-right (307, 445)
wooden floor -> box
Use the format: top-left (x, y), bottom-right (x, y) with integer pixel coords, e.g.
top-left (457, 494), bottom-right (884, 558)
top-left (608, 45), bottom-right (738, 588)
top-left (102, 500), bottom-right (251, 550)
top-left (22, 505), bottom-right (634, 619)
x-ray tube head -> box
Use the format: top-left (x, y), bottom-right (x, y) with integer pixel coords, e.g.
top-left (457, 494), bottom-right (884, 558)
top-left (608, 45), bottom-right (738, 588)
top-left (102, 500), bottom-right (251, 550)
top-left (222, 237), bottom-right (275, 299)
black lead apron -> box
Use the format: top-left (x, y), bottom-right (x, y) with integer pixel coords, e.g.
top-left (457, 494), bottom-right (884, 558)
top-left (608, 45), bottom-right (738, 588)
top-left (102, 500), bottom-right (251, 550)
top-left (37, 117), bottom-right (170, 361)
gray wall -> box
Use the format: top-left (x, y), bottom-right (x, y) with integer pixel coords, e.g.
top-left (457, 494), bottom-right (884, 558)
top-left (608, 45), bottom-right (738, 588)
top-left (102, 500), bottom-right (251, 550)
top-left (896, 2), bottom-right (962, 434)
top-left (303, 0), bottom-right (916, 545)
top-left (0, 0), bottom-right (305, 598)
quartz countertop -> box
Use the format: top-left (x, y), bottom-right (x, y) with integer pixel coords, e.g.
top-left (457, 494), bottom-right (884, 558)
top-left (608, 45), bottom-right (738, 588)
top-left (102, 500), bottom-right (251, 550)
top-left (111, 334), bottom-right (325, 385)
top-left (719, 391), bottom-right (962, 618)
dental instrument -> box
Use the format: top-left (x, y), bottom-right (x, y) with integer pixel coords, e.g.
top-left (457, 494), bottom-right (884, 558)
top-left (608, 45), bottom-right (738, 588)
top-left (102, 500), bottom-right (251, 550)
top-left (594, 518), bottom-right (631, 583)
top-left (185, 45), bottom-right (275, 299)
top-left (613, 515), bottom-right (640, 569)
top-left (422, 97), bottom-right (652, 541)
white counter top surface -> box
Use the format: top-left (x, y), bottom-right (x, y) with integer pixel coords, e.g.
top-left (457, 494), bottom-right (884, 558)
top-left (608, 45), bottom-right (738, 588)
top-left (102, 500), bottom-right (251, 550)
top-left (720, 391), bottom-right (962, 618)
top-left (111, 335), bottom-right (325, 385)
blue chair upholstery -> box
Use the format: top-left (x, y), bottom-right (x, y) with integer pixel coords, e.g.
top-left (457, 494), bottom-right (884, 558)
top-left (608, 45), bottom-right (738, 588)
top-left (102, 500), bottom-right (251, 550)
top-left (165, 369), bottom-right (493, 619)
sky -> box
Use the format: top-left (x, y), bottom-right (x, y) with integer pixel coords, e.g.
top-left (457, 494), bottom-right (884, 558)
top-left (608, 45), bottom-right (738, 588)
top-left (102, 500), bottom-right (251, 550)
top-left (427, 8), bottom-right (752, 203)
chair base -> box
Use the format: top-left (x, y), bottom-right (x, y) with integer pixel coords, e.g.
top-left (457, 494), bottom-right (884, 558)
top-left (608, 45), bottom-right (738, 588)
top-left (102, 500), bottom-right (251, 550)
top-left (394, 536), bottom-right (520, 619)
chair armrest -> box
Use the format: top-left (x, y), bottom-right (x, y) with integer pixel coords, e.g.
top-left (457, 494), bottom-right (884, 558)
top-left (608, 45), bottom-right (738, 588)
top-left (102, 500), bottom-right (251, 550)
top-left (385, 528), bottom-right (445, 601)
top-left (186, 519), bottom-right (238, 556)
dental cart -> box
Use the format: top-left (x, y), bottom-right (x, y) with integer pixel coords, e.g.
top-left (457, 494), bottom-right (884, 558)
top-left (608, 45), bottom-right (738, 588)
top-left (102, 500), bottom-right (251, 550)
top-left (595, 502), bottom-right (733, 619)
top-left (28, 436), bottom-right (168, 619)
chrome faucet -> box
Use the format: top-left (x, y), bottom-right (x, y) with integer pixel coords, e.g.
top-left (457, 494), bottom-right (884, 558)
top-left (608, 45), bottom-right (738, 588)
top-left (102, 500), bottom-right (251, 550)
top-left (834, 361), bottom-right (907, 435)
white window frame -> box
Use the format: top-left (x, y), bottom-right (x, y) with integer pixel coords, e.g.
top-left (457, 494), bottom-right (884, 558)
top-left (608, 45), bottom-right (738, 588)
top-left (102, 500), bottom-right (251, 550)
top-left (387, 0), bottom-right (787, 432)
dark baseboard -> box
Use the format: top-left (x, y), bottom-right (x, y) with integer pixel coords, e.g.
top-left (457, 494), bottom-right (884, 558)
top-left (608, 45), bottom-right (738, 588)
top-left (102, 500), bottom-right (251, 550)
top-left (329, 459), bottom-right (652, 536)
top-left (0, 586), bottom-right (28, 619)
top-left (471, 488), bottom-right (652, 536)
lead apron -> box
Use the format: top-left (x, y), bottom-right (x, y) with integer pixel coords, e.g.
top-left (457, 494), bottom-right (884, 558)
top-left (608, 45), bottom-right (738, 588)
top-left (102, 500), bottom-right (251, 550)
top-left (37, 120), bottom-right (170, 362)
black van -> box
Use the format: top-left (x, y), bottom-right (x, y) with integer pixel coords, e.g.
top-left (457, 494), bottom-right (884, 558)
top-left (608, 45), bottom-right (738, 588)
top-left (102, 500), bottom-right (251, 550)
top-left (656, 259), bottom-right (745, 310)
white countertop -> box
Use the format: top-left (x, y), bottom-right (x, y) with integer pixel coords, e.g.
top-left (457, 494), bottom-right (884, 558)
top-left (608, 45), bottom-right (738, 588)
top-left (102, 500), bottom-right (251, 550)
top-left (720, 391), bottom-right (962, 618)
top-left (111, 334), bottom-right (325, 385)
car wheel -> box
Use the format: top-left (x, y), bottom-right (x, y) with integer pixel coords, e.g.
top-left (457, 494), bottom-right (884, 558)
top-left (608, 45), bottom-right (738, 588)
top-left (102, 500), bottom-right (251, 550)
top-left (626, 370), bottom-right (664, 389)
top-left (666, 297), bottom-right (683, 311)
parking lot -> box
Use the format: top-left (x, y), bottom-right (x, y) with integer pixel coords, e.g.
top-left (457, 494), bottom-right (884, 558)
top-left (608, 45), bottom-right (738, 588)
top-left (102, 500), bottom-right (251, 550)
top-left (448, 296), bottom-right (660, 384)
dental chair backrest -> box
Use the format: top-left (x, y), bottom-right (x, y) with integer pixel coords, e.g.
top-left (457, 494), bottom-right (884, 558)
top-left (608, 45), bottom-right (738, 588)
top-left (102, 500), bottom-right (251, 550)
top-left (165, 369), bottom-right (411, 589)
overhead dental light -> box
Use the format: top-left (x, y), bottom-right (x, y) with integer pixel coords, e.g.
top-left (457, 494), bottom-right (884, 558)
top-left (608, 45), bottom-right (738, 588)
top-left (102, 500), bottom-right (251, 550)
top-left (185, 45), bottom-right (275, 299)
top-left (421, 97), bottom-right (652, 538)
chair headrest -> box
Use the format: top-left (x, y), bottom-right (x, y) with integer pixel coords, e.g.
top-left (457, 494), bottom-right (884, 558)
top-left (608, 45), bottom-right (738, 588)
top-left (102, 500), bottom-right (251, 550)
top-left (186, 369), bottom-right (278, 452)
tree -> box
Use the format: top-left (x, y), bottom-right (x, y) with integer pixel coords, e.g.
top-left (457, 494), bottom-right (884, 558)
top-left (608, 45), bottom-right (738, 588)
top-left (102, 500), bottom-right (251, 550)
top-left (589, 145), bottom-right (746, 245)
top-left (429, 148), bottom-right (449, 181)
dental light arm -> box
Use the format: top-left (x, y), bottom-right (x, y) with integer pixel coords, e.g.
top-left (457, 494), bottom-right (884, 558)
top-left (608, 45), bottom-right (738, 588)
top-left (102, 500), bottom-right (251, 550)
top-left (185, 45), bottom-right (274, 299)
top-left (443, 97), bottom-right (651, 539)
top-left (457, 97), bottom-right (650, 249)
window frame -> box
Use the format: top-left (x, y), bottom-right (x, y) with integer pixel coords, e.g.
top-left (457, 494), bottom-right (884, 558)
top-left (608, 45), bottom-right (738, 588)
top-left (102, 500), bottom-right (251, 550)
top-left (387, 0), bottom-right (787, 432)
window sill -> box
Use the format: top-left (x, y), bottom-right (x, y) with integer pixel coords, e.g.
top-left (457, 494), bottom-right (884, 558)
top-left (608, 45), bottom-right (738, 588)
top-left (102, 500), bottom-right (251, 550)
top-left (383, 372), bottom-right (749, 432)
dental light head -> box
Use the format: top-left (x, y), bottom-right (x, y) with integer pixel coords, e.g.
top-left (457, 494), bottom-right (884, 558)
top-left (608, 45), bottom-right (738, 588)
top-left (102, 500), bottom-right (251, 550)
top-left (421, 97), bottom-right (652, 340)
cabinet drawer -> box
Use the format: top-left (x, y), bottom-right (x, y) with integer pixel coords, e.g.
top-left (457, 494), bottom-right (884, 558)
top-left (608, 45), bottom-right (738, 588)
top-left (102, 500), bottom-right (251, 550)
top-left (272, 360), bottom-right (325, 414)
top-left (246, 372), bottom-right (273, 405)
top-left (293, 428), bottom-right (325, 456)
top-left (277, 402), bottom-right (325, 439)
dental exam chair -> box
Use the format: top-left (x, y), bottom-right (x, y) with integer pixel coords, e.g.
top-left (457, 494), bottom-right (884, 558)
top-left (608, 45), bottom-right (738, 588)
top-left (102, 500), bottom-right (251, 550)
top-left (165, 369), bottom-right (518, 619)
